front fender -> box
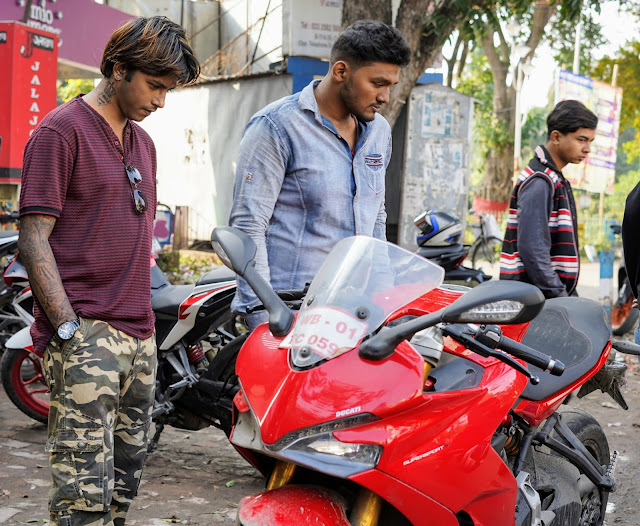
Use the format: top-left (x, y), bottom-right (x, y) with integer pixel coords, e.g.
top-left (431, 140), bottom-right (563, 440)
top-left (5, 325), bottom-right (33, 351)
top-left (237, 485), bottom-right (350, 526)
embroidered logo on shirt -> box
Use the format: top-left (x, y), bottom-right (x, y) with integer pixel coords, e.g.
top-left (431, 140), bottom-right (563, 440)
top-left (364, 154), bottom-right (383, 169)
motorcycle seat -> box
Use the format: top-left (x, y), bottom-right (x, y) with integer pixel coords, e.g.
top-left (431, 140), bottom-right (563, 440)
top-left (196, 266), bottom-right (236, 286)
top-left (416, 244), bottom-right (466, 258)
top-left (520, 297), bottom-right (610, 401)
top-left (151, 284), bottom-right (195, 318)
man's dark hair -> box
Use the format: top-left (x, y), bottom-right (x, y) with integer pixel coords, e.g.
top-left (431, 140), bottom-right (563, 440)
top-left (330, 20), bottom-right (411, 69)
top-left (547, 100), bottom-right (598, 139)
top-left (101, 16), bottom-right (200, 86)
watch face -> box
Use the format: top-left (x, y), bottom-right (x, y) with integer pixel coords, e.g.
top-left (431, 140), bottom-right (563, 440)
top-left (58, 321), bottom-right (77, 340)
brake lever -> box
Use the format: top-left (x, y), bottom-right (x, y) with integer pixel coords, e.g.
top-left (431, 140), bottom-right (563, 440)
top-left (443, 324), bottom-right (540, 385)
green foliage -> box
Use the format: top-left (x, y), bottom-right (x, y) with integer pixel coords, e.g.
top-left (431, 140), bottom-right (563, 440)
top-left (57, 79), bottom-right (95, 104)
top-left (521, 106), bottom-right (550, 163)
top-left (608, 170), bottom-right (640, 221)
top-left (457, 50), bottom-right (512, 152)
top-left (546, 9), bottom-right (606, 76)
top-left (156, 251), bottom-right (180, 274)
top-left (615, 127), bottom-right (640, 178)
top-left (457, 49), bottom-right (512, 187)
top-left (155, 250), bottom-right (223, 285)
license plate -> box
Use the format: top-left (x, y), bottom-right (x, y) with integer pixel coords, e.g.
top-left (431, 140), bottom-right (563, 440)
top-left (279, 306), bottom-right (368, 359)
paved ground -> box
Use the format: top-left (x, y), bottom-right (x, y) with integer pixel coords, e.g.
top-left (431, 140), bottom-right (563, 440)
top-left (0, 261), bottom-right (638, 525)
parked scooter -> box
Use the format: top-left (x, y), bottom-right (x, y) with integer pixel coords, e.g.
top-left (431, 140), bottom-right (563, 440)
top-left (610, 224), bottom-right (637, 335)
top-left (212, 226), bottom-right (635, 526)
top-left (414, 209), bottom-right (490, 284)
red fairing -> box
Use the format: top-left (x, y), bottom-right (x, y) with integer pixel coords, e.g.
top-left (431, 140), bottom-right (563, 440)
top-left (237, 323), bottom-right (425, 445)
top-left (237, 486), bottom-right (350, 526)
top-left (515, 342), bottom-right (613, 426)
top-left (337, 340), bottom-right (527, 519)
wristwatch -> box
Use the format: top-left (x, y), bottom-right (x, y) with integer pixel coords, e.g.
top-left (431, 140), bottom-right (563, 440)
top-left (57, 318), bottom-right (81, 341)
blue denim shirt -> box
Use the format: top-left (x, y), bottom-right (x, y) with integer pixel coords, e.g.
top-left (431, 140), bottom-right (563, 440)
top-left (229, 80), bottom-right (391, 314)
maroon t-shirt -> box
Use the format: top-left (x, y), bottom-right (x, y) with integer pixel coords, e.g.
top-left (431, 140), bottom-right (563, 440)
top-left (20, 96), bottom-right (157, 354)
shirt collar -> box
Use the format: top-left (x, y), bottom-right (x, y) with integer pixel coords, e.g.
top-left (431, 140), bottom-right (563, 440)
top-left (298, 79), bottom-right (323, 122)
top-left (298, 79), bottom-right (369, 135)
top-left (535, 145), bottom-right (562, 174)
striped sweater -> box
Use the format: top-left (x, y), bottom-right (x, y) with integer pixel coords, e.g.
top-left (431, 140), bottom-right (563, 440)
top-left (500, 146), bottom-right (580, 297)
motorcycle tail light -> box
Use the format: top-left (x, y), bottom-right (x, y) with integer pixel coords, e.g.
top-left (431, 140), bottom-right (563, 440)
top-left (234, 390), bottom-right (251, 413)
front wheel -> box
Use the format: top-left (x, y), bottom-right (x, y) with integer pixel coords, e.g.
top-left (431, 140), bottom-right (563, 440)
top-left (0, 348), bottom-right (50, 424)
top-left (470, 236), bottom-right (502, 279)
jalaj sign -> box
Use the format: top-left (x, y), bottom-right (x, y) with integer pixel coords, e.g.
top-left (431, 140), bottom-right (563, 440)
top-left (0, 22), bottom-right (58, 181)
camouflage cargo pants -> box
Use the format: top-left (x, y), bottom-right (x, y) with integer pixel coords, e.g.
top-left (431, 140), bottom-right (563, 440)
top-left (42, 318), bottom-right (156, 526)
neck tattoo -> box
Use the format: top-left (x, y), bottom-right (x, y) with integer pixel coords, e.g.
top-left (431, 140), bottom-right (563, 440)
top-left (97, 80), bottom-right (116, 106)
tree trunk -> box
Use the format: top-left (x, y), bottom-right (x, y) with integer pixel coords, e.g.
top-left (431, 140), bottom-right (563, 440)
top-left (476, 145), bottom-right (515, 203)
top-left (342, 1), bottom-right (392, 26)
top-left (475, 1), bottom-right (557, 204)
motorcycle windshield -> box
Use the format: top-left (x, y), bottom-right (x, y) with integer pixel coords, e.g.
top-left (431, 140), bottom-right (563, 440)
top-left (280, 236), bottom-right (444, 367)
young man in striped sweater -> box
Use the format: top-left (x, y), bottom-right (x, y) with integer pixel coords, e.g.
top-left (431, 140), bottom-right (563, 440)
top-left (17, 16), bottom-right (199, 526)
top-left (500, 100), bottom-right (597, 298)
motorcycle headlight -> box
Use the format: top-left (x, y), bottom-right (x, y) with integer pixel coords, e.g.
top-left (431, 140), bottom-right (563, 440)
top-left (267, 414), bottom-right (382, 478)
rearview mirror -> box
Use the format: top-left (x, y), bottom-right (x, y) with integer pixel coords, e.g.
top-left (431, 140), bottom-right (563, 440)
top-left (211, 226), bottom-right (257, 277)
top-left (441, 280), bottom-right (544, 324)
top-left (211, 227), bottom-right (294, 337)
top-left (359, 280), bottom-right (545, 361)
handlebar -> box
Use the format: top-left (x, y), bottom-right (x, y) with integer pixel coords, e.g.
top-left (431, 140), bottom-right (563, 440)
top-left (497, 334), bottom-right (565, 376)
top-left (448, 324), bottom-right (565, 382)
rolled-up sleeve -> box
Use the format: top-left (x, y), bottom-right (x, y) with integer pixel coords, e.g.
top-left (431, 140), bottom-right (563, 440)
top-left (229, 116), bottom-right (289, 313)
top-left (373, 133), bottom-right (391, 240)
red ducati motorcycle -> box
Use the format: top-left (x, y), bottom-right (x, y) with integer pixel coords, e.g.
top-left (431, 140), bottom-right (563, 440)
top-left (211, 226), bottom-right (633, 526)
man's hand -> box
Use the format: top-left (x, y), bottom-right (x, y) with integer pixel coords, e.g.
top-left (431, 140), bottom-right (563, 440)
top-left (632, 298), bottom-right (638, 309)
top-left (18, 214), bottom-right (76, 329)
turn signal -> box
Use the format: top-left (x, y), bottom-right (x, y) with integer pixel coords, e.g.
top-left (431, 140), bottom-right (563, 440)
top-left (233, 390), bottom-right (250, 413)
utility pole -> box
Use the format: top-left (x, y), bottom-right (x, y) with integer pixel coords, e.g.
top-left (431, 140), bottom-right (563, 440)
top-left (573, 18), bottom-right (582, 74)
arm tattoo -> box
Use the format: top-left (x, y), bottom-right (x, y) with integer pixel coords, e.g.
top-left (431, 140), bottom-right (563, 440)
top-left (18, 215), bottom-right (76, 329)
top-left (97, 80), bottom-right (116, 106)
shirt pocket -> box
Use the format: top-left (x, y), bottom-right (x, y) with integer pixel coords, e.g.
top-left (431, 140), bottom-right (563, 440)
top-left (363, 154), bottom-right (385, 194)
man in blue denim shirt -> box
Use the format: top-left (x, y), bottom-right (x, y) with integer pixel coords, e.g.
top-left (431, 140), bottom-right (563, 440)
top-left (229, 20), bottom-right (410, 328)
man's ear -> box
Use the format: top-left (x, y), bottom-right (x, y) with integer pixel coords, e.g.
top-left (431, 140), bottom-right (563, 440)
top-left (331, 60), bottom-right (350, 83)
top-left (549, 130), bottom-right (561, 144)
top-left (113, 63), bottom-right (127, 81)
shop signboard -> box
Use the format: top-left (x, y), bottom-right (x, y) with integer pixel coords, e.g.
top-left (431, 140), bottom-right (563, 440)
top-left (0, 21), bottom-right (57, 181)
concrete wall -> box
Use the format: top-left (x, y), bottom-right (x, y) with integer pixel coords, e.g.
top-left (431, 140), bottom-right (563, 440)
top-left (139, 74), bottom-right (292, 240)
top-left (105, 0), bottom-right (284, 79)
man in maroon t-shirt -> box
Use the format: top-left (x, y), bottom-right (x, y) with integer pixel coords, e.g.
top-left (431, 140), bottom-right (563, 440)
top-left (18, 17), bottom-right (199, 526)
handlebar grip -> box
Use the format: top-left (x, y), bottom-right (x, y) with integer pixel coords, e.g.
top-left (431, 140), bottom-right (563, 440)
top-left (499, 335), bottom-right (565, 376)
